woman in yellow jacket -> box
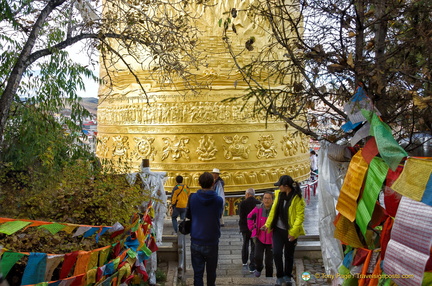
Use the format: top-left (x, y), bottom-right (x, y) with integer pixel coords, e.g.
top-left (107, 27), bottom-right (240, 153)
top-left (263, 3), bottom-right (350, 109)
top-left (262, 175), bottom-right (305, 286)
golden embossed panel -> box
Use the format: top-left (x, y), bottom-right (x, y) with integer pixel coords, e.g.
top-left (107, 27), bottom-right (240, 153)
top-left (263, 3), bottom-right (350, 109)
top-left (97, 1), bottom-right (308, 192)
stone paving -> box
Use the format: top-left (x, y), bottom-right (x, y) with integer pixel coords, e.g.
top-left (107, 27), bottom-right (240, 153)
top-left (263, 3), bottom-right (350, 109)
top-left (162, 188), bottom-right (331, 286)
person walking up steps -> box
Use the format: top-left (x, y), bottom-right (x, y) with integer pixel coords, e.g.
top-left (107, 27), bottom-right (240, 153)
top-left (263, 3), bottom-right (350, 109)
top-left (187, 172), bottom-right (224, 286)
top-left (170, 175), bottom-right (190, 233)
top-left (262, 175), bottom-right (306, 286)
top-left (247, 191), bottom-right (274, 278)
top-left (239, 188), bottom-right (260, 273)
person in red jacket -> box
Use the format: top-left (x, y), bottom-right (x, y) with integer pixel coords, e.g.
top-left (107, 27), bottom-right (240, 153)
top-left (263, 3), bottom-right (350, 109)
top-left (247, 191), bottom-right (274, 278)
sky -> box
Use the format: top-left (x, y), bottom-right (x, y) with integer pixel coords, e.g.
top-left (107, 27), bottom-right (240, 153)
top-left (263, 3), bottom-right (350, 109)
top-left (80, 73), bottom-right (99, 98)
top-left (66, 44), bottom-right (100, 99)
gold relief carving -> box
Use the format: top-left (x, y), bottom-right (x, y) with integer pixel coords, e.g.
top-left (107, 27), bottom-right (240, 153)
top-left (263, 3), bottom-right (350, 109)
top-left (258, 170), bottom-right (269, 183)
top-left (269, 168), bottom-right (279, 182)
top-left (112, 135), bottom-right (129, 158)
top-left (278, 167), bottom-right (287, 177)
top-left (166, 174), bottom-right (176, 187)
top-left (233, 197), bottom-right (242, 214)
top-left (192, 172), bottom-right (201, 187)
top-left (196, 135), bottom-right (218, 161)
top-left (98, 101), bottom-right (272, 125)
top-left (234, 171), bottom-right (247, 185)
top-left (97, 1), bottom-right (310, 193)
top-left (298, 134), bottom-right (309, 153)
top-left (167, 172), bottom-right (194, 187)
top-left (256, 134), bottom-right (278, 159)
top-left (97, 136), bottom-right (110, 157)
top-left (98, 123), bottom-right (285, 135)
top-left (180, 173), bottom-right (192, 186)
top-left (281, 134), bottom-right (298, 156)
top-left (161, 136), bottom-right (191, 161)
top-left (223, 135), bottom-right (250, 160)
top-left (132, 136), bottom-right (156, 161)
top-left (221, 172), bottom-right (233, 185)
top-left (247, 171), bottom-right (258, 184)
top-left (286, 166), bottom-right (295, 178)
top-left (165, 167), bottom-right (309, 191)
top-left (301, 163), bottom-right (309, 176)
top-left (293, 165), bottom-right (300, 178)
top-left (137, 156), bottom-right (308, 171)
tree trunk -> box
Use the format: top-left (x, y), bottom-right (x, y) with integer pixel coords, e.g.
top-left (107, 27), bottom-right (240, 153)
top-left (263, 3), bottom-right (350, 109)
top-left (354, 0), bottom-right (365, 86)
top-left (374, 0), bottom-right (388, 98)
top-left (0, 0), bottom-right (67, 144)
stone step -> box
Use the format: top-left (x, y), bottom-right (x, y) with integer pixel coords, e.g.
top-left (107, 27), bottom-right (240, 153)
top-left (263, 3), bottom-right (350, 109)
top-left (184, 276), bottom-right (277, 286)
top-left (297, 241), bottom-right (321, 250)
top-left (162, 217), bottom-right (320, 285)
top-left (296, 239), bottom-right (322, 259)
top-left (298, 234), bottom-right (320, 241)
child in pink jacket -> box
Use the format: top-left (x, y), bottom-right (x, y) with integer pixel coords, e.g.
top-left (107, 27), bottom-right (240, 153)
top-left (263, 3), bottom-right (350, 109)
top-left (247, 192), bottom-right (274, 277)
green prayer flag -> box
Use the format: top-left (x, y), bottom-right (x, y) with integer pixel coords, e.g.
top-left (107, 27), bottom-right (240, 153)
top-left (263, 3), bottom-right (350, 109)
top-left (1, 252), bottom-right (26, 276)
top-left (112, 257), bottom-right (120, 270)
top-left (38, 223), bottom-right (66, 235)
top-left (99, 247), bottom-right (111, 267)
top-left (131, 222), bottom-right (139, 232)
top-left (338, 264), bottom-right (358, 286)
top-left (140, 243), bottom-right (152, 257)
top-left (0, 220), bottom-right (31, 235)
top-left (379, 272), bottom-right (392, 286)
top-left (127, 249), bottom-right (137, 259)
top-left (362, 110), bottom-right (407, 171)
top-left (422, 272), bottom-right (432, 286)
top-left (356, 157), bottom-right (389, 236)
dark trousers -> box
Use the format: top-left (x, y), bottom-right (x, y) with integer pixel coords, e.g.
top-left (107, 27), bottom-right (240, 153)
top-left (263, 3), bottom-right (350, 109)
top-left (191, 243), bottom-right (219, 286)
top-left (241, 230), bottom-right (255, 270)
top-left (272, 226), bottom-right (297, 278)
top-left (254, 238), bottom-right (273, 277)
top-left (171, 207), bottom-right (186, 233)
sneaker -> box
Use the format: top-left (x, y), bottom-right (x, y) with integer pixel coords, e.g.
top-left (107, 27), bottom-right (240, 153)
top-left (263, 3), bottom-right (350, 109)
top-left (283, 275), bottom-right (292, 286)
top-left (242, 264), bottom-right (249, 274)
top-left (275, 277), bottom-right (285, 286)
top-left (254, 270), bottom-right (261, 277)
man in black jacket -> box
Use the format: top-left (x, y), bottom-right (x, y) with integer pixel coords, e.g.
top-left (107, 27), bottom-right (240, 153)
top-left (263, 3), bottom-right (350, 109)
top-left (238, 188), bottom-right (260, 273)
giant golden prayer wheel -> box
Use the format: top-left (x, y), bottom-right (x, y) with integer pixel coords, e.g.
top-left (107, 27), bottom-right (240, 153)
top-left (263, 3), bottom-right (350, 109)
top-left (96, 1), bottom-right (310, 193)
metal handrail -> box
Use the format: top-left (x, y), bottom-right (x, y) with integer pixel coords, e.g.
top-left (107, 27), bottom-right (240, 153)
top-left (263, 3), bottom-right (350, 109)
top-left (177, 234), bottom-right (187, 282)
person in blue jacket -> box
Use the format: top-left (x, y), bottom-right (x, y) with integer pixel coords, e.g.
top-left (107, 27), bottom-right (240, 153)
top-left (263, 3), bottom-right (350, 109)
top-left (186, 172), bottom-right (224, 286)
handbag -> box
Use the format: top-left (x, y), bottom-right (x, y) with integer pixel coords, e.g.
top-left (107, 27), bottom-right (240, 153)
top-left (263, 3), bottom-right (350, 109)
top-left (178, 219), bottom-right (191, 235)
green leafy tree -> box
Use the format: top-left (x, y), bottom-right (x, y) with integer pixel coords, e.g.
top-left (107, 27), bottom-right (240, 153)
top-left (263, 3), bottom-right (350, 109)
top-left (0, 0), bottom-right (202, 145)
top-left (0, 0), bottom-right (202, 223)
top-left (220, 0), bottom-right (432, 151)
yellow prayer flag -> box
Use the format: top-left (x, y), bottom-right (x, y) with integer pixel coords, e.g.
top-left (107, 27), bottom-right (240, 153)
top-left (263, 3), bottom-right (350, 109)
top-left (391, 157), bottom-right (432, 201)
top-left (334, 214), bottom-right (365, 248)
top-left (86, 268), bottom-right (97, 285)
top-left (88, 250), bottom-right (99, 270)
top-left (336, 150), bottom-right (369, 222)
top-left (61, 224), bottom-right (79, 234)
